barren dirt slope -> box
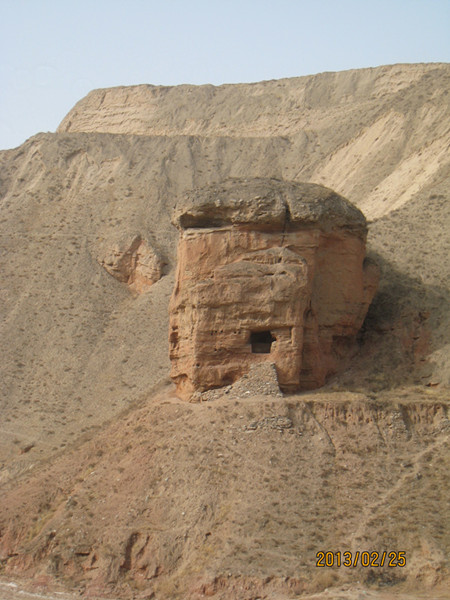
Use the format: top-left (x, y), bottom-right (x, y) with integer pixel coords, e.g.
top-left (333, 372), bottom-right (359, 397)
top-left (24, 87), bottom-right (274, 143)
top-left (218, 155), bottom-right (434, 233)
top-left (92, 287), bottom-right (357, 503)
top-left (1, 386), bottom-right (449, 599)
top-left (1, 65), bottom-right (449, 480)
top-left (0, 63), bottom-right (449, 599)
top-left (58, 63), bottom-right (450, 220)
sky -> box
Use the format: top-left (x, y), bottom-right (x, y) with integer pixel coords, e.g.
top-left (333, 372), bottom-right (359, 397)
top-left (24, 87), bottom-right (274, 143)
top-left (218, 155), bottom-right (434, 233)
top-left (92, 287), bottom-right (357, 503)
top-left (1, 0), bottom-right (449, 150)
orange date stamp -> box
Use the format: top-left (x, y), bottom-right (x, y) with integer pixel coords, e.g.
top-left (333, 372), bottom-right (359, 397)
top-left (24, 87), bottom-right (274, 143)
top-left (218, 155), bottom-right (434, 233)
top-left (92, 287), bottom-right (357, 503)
top-left (316, 551), bottom-right (406, 568)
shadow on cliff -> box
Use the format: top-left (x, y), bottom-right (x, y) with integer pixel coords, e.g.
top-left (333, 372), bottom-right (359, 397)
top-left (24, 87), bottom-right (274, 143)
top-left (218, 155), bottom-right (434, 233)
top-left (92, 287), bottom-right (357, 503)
top-left (336, 251), bottom-right (450, 391)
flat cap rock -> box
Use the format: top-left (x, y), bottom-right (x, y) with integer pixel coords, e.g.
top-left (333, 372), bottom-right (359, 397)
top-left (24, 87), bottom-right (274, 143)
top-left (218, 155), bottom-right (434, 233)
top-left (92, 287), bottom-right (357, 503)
top-left (173, 178), bottom-right (367, 237)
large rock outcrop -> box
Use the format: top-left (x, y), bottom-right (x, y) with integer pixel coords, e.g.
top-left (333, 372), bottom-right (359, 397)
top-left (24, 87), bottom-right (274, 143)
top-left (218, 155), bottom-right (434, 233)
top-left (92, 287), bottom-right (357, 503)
top-left (169, 178), bottom-right (379, 400)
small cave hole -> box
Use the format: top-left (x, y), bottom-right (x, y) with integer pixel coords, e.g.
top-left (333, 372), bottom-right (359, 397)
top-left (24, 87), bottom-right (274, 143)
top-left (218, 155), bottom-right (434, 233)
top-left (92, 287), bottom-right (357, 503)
top-left (250, 331), bottom-right (275, 354)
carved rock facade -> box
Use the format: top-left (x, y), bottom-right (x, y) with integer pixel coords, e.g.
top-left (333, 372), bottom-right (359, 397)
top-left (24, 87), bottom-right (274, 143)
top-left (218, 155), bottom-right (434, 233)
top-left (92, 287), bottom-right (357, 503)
top-left (169, 179), bottom-right (379, 400)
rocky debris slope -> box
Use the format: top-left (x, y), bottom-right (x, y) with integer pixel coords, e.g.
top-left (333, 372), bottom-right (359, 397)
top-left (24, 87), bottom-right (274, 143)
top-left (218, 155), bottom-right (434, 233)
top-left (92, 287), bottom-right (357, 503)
top-left (169, 178), bottom-right (379, 399)
top-left (197, 362), bottom-right (283, 402)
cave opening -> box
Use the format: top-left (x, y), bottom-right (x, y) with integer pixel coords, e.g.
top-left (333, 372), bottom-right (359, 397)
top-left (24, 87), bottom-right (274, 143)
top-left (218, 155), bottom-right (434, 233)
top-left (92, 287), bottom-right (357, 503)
top-left (250, 330), bottom-right (275, 354)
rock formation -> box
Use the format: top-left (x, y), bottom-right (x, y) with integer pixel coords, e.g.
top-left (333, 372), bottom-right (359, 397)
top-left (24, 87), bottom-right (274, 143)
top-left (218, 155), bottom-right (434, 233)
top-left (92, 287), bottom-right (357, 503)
top-left (97, 233), bottom-right (165, 293)
top-left (1, 65), bottom-right (449, 600)
top-left (169, 178), bottom-right (379, 400)
top-left (1, 65), bottom-right (448, 463)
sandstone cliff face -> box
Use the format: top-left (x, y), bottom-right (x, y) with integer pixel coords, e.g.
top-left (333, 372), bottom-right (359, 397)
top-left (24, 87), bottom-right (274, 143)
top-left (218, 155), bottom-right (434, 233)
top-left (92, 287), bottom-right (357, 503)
top-left (169, 179), bottom-right (379, 399)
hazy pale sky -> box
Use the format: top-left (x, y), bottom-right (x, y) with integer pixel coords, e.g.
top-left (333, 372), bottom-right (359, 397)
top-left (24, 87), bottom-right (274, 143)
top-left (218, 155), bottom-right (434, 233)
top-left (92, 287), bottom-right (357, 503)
top-left (1, 0), bottom-right (449, 149)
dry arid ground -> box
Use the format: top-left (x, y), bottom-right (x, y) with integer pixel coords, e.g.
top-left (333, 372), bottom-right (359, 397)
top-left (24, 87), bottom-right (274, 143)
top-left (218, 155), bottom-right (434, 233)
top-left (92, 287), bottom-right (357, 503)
top-left (0, 63), bottom-right (449, 599)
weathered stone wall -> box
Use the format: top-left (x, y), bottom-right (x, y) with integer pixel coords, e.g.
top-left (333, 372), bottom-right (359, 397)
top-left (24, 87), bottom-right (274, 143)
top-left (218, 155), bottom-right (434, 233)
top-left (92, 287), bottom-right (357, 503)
top-left (169, 179), bottom-right (379, 400)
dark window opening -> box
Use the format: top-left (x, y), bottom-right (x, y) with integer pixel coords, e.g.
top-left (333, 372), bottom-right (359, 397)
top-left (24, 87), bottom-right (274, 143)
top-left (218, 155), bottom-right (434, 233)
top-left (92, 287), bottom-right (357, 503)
top-left (250, 330), bottom-right (275, 354)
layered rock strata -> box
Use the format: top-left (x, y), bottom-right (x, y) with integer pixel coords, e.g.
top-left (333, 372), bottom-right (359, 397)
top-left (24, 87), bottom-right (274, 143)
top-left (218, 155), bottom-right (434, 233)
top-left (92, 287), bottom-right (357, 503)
top-left (169, 178), bottom-right (379, 400)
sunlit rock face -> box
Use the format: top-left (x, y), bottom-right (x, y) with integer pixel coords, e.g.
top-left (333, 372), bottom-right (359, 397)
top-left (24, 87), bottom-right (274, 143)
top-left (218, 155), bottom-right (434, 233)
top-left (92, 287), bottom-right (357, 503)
top-left (97, 234), bottom-right (165, 294)
top-left (169, 178), bottom-right (379, 400)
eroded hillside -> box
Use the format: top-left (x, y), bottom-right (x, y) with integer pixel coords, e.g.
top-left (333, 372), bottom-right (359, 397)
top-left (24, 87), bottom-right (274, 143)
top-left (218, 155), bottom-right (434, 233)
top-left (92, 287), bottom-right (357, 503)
top-left (58, 63), bottom-right (450, 221)
top-left (0, 63), bottom-right (449, 599)
top-left (1, 386), bottom-right (449, 599)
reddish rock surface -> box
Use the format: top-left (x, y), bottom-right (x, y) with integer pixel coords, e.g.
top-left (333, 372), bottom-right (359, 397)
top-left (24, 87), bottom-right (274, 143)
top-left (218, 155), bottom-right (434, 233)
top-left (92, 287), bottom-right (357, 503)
top-left (169, 178), bottom-right (379, 400)
top-left (97, 234), bottom-right (165, 293)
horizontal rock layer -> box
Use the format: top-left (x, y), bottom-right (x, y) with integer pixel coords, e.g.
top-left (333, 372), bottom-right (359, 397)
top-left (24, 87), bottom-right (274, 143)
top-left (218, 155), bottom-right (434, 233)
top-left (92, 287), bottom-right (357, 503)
top-left (173, 178), bottom-right (367, 237)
